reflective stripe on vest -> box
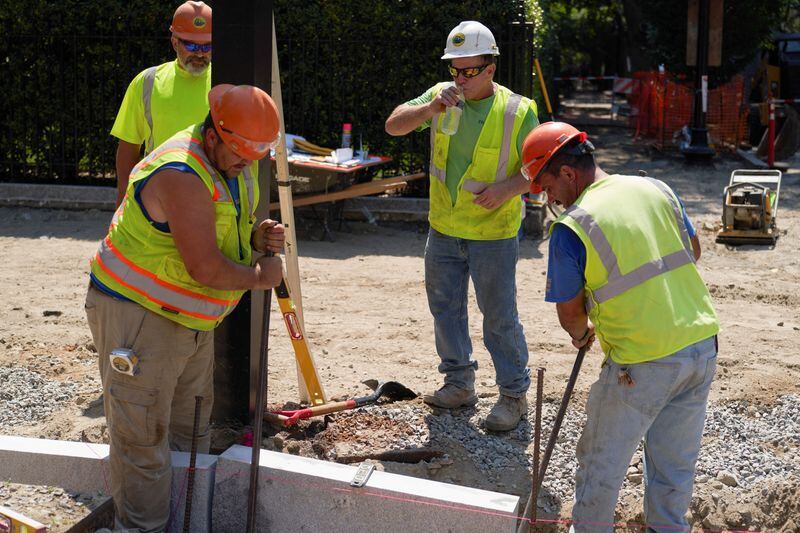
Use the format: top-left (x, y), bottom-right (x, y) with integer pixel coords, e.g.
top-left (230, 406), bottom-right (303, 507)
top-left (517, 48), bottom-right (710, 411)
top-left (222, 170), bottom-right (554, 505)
top-left (142, 66), bottom-right (158, 154)
top-left (564, 178), bottom-right (694, 307)
top-left (493, 93), bottom-right (523, 182)
top-left (242, 166), bottom-right (255, 217)
top-left (130, 134), bottom-right (237, 205)
top-left (428, 93), bottom-right (523, 184)
top-left (94, 237), bottom-right (238, 321)
top-left (430, 113), bottom-right (445, 182)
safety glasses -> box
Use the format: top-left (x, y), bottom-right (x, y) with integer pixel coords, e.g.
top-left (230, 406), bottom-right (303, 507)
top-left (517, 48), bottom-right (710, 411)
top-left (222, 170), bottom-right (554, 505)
top-left (220, 127), bottom-right (281, 159)
top-left (520, 156), bottom-right (543, 181)
top-left (448, 63), bottom-right (490, 79)
top-left (179, 38), bottom-right (212, 53)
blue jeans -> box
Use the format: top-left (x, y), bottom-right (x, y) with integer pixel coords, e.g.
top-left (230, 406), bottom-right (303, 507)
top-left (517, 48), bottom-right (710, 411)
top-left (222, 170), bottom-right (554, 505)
top-left (571, 336), bottom-right (717, 533)
top-left (424, 228), bottom-right (530, 397)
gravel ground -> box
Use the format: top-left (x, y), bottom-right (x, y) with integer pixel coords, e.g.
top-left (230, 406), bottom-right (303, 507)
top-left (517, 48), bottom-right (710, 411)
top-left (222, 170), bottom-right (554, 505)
top-left (2, 356), bottom-right (798, 530)
top-left (0, 366), bottom-right (77, 430)
top-left (300, 392), bottom-right (800, 526)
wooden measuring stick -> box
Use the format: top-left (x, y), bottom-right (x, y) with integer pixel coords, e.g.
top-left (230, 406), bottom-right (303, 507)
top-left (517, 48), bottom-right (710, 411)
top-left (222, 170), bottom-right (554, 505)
top-left (271, 16), bottom-right (326, 404)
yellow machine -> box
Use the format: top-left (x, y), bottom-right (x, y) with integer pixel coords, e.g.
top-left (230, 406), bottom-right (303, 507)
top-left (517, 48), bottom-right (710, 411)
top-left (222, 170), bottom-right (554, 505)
top-left (716, 169), bottom-right (782, 245)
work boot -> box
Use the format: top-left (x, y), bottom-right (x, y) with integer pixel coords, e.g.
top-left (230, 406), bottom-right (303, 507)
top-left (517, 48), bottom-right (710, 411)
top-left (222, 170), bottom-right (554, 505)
top-left (423, 384), bottom-right (478, 409)
top-left (485, 394), bottom-right (528, 431)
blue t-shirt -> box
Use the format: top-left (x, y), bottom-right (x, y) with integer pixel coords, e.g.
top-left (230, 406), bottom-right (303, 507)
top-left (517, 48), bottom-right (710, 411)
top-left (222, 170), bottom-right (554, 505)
top-left (545, 195), bottom-right (696, 303)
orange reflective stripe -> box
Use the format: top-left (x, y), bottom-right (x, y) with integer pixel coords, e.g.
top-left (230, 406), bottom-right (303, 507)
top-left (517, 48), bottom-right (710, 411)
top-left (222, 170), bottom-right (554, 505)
top-left (96, 237), bottom-right (239, 320)
top-left (103, 237), bottom-right (238, 306)
top-left (95, 253), bottom-right (219, 322)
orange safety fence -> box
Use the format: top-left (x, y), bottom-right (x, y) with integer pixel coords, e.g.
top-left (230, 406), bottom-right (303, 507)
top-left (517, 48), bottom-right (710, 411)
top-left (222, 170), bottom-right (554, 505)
top-left (628, 71), bottom-right (748, 151)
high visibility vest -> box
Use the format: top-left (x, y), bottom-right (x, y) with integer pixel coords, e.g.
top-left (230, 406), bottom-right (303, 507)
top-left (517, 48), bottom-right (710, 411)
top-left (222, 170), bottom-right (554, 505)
top-left (553, 175), bottom-right (719, 364)
top-left (428, 83), bottom-right (532, 240)
top-left (90, 125), bottom-right (259, 331)
top-left (140, 61), bottom-right (211, 153)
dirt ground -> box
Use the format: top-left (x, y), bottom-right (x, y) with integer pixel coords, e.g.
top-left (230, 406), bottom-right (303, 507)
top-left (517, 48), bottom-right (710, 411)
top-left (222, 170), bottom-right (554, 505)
top-left (1, 127), bottom-right (799, 530)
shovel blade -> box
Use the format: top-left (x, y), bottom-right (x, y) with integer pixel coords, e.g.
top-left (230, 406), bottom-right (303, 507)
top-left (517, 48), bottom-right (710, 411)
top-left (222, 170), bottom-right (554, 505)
top-left (362, 379), bottom-right (417, 401)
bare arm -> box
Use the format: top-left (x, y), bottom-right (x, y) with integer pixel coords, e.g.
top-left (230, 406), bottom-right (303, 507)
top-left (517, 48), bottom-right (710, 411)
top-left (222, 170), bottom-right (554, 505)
top-left (385, 86), bottom-right (461, 136)
top-left (472, 172), bottom-right (531, 210)
top-left (115, 140), bottom-right (142, 207)
top-left (556, 289), bottom-right (596, 350)
top-left (691, 235), bottom-right (701, 261)
top-left (143, 170), bottom-right (282, 290)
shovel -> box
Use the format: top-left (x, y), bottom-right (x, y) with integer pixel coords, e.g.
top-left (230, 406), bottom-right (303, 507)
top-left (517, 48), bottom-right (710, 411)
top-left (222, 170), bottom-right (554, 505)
top-left (265, 380), bottom-right (417, 427)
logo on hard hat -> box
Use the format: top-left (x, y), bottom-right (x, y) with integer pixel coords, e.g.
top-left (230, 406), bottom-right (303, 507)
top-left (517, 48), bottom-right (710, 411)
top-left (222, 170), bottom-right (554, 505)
top-left (193, 16), bottom-right (206, 28)
top-left (452, 33), bottom-right (465, 47)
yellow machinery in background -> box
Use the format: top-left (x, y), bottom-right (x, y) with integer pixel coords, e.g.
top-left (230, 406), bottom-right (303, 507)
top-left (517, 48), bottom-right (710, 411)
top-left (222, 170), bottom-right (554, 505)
top-left (716, 169), bottom-right (782, 245)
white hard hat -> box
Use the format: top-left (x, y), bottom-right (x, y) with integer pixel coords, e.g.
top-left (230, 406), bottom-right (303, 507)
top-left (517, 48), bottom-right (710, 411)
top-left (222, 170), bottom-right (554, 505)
top-left (441, 21), bottom-right (500, 60)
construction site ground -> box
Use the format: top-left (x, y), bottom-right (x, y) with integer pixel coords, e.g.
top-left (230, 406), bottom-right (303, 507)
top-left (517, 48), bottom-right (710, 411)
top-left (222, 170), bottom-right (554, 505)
top-left (1, 127), bottom-right (799, 531)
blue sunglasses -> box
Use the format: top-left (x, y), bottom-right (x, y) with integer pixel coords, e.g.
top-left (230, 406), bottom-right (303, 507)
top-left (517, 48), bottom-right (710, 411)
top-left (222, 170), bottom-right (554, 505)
top-left (179, 38), bottom-right (212, 53)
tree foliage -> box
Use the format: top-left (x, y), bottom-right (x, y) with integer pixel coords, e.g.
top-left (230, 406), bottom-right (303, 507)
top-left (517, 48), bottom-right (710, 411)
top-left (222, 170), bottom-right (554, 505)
top-left (0, 0), bottom-right (533, 183)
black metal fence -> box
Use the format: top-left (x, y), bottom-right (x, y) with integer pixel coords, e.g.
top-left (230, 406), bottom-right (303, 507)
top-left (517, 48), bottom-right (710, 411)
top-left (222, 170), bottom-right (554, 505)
top-left (0, 22), bottom-right (533, 188)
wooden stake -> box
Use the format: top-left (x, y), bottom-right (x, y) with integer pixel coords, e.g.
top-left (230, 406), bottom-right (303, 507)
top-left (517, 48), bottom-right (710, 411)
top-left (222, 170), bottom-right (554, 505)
top-left (271, 16), bottom-right (326, 404)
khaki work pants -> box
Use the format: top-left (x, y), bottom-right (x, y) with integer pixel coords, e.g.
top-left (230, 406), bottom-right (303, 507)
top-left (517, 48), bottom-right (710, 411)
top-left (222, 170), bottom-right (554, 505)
top-left (85, 285), bottom-right (214, 532)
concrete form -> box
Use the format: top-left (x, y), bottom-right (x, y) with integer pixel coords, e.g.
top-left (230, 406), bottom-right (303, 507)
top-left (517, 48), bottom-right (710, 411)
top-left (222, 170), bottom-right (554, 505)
top-left (0, 436), bottom-right (520, 532)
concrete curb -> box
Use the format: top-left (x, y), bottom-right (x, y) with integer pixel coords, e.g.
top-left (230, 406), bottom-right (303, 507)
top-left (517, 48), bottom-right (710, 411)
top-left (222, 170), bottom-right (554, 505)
top-left (0, 182), bottom-right (429, 222)
top-left (0, 436), bottom-right (520, 532)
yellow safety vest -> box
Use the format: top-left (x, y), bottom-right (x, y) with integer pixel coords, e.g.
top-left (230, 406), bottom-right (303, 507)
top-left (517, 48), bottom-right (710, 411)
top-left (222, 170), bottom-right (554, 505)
top-left (553, 175), bottom-right (719, 364)
top-left (90, 125), bottom-right (259, 331)
top-left (428, 83), bottom-right (532, 240)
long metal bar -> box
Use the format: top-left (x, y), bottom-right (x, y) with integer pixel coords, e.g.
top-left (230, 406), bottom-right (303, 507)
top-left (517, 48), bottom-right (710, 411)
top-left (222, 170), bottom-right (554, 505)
top-left (517, 347), bottom-right (587, 533)
top-left (246, 280), bottom-right (273, 531)
top-left (183, 395), bottom-right (203, 533)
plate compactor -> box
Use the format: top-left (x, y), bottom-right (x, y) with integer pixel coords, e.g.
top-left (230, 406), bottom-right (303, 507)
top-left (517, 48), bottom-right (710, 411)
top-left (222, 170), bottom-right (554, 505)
top-left (716, 169), bottom-right (782, 245)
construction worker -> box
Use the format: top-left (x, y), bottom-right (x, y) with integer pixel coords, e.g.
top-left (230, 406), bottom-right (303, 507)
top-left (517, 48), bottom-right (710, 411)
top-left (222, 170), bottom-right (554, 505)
top-left (85, 84), bottom-right (283, 530)
top-left (111, 1), bottom-right (213, 207)
top-left (385, 21), bottom-right (539, 431)
top-left (520, 122), bottom-right (719, 531)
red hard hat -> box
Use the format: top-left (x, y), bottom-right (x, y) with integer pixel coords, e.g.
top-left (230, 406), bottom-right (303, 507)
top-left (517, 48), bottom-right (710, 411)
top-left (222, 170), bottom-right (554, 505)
top-left (520, 122), bottom-right (588, 191)
top-left (170, 1), bottom-right (212, 44)
top-left (209, 84), bottom-right (281, 160)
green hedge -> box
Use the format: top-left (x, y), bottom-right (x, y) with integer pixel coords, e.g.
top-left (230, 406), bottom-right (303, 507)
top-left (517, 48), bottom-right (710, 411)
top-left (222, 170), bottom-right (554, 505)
top-left (0, 0), bottom-right (535, 186)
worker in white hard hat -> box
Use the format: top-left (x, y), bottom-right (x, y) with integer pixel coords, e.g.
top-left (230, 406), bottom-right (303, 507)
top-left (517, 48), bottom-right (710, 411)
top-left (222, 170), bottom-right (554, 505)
top-left (385, 20), bottom-right (540, 431)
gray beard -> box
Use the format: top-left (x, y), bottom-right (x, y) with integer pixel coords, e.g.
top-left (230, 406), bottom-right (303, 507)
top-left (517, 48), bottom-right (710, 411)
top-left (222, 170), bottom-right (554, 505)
top-left (181, 58), bottom-right (209, 76)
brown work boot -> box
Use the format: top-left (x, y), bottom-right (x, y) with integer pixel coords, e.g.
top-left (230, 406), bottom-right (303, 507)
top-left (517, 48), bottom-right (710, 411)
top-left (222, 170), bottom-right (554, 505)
top-left (485, 394), bottom-right (528, 431)
top-left (423, 384), bottom-right (478, 409)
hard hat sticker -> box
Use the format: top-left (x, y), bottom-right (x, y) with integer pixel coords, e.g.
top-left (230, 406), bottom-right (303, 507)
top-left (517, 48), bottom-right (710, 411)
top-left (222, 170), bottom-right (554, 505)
top-left (452, 33), bottom-right (465, 47)
top-left (193, 16), bottom-right (207, 28)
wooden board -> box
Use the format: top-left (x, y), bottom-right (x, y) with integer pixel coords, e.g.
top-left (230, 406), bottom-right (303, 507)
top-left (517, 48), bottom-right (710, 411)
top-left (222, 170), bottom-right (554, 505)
top-left (268, 173), bottom-right (425, 210)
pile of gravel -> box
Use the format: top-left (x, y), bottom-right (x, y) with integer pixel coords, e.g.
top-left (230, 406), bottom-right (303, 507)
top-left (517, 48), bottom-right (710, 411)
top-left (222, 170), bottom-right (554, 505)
top-left (363, 394), bottom-right (800, 509)
top-left (697, 395), bottom-right (800, 488)
top-left (0, 366), bottom-right (77, 430)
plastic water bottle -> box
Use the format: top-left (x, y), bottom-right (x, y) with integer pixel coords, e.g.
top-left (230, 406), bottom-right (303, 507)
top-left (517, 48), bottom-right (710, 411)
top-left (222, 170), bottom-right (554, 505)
top-left (440, 85), bottom-right (464, 136)
top-left (341, 123), bottom-right (352, 148)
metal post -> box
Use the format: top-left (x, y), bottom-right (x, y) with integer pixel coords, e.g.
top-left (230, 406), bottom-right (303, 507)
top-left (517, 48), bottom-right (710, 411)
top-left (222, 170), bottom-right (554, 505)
top-left (681, 0), bottom-right (715, 161)
top-left (517, 349), bottom-right (586, 533)
top-left (768, 100), bottom-right (776, 168)
top-left (530, 368), bottom-right (544, 531)
top-left (183, 396), bottom-right (203, 533)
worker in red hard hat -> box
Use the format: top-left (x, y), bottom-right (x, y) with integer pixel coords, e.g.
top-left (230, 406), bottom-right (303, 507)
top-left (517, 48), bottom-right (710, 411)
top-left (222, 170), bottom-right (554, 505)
top-left (111, 1), bottom-right (214, 207)
top-left (520, 121), bottom-right (719, 532)
top-left (87, 84), bottom-right (284, 531)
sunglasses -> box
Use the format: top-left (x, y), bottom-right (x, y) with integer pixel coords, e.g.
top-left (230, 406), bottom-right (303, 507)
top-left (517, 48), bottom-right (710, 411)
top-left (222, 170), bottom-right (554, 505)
top-left (448, 63), bottom-right (490, 79)
top-left (179, 38), bottom-right (212, 53)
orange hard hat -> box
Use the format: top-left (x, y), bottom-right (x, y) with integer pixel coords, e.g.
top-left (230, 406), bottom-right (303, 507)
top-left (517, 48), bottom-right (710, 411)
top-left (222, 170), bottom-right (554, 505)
top-left (170, 1), bottom-right (212, 44)
top-left (208, 84), bottom-right (281, 160)
top-left (520, 122), bottom-right (589, 190)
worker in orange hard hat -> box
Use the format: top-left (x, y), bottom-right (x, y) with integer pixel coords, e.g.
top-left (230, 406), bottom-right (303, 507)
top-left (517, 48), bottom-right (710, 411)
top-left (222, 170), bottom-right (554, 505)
top-left (520, 121), bottom-right (719, 532)
top-left (87, 84), bottom-right (284, 531)
top-left (110, 1), bottom-right (214, 207)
